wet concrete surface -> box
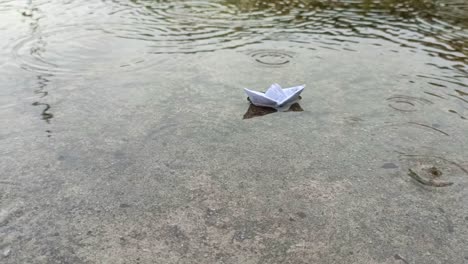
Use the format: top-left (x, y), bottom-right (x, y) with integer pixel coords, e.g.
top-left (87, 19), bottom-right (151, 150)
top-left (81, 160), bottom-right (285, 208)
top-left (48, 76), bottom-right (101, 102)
top-left (1, 0), bottom-right (468, 263)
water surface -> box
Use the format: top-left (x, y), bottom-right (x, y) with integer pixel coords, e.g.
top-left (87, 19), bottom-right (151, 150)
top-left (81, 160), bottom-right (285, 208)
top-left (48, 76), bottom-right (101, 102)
top-left (1, 0), bottom-right (467, 263)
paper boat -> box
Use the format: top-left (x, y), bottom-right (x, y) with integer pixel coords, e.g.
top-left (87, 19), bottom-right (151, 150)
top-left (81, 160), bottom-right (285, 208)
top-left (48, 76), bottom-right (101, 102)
top-left (244, 83), bottom-right (305, 110)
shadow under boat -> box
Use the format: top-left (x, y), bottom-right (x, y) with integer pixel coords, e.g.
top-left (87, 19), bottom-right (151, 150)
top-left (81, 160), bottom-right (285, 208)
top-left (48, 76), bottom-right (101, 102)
top-left (243, 96), bottom-right (304, 119)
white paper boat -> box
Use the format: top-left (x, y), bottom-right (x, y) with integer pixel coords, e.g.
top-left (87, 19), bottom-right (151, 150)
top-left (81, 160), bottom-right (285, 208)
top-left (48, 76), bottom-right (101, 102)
top-left (244, 83), bottom-right (305, 110)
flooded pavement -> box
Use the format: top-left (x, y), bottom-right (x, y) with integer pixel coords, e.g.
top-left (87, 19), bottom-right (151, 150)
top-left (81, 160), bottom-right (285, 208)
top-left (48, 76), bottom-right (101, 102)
top-left (1, 0), bottom-right (467, 263)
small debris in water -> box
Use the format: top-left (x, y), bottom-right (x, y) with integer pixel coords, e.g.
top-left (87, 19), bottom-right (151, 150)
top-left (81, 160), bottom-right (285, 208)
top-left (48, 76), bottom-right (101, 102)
top-left (408, 168), bottom-right (453, 187)
top-left (427, 166), bottom-right (442, 177)
top-left (400, 155), bottom-right (468, 188)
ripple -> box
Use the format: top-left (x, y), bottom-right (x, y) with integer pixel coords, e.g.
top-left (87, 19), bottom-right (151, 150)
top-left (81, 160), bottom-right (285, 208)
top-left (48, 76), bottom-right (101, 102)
top-left (108, 0), bottom-right (468, 60)
top-left (376, 122), bottom-right (451, 152)
top-left (11, 25), bottom-right (164, 75)
top-left (406, 122), bottom-right (449, 136)
top-left (383, 122), bottom-right (450, 137)
top-left (6, 0), bottom-right (468, 76)
top-left (0, 2), bottom-right (14, 13)
top-left (244, 49), bottom-right (294, 66)
top-left (374, 119), bottom-right (454, 152)
top-left (448, 109), bottom-right (467, 120)
top-left (386, 95), bottom-right (433, 112)
top-left (108, 0), bottom-right (264, 54)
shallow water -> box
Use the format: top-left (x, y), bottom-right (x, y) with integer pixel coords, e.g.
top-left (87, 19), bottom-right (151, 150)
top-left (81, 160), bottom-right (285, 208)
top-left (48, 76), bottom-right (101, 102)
top-left (1, 0), bottom-right (468, 263)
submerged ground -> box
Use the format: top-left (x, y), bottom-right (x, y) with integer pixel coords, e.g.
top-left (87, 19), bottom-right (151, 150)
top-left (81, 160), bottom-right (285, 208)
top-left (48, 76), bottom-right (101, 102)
top-left (0, 0), bottom-right (467, 263)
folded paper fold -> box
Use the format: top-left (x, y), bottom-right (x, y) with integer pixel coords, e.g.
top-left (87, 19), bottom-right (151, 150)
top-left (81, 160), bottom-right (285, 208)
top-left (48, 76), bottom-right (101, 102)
top-left (244, 83), bottom-right (305, 110)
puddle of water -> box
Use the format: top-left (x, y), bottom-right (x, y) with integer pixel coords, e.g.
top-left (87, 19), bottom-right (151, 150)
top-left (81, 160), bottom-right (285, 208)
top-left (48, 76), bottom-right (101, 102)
top-left (1, 1), bottom-right (468, 262)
